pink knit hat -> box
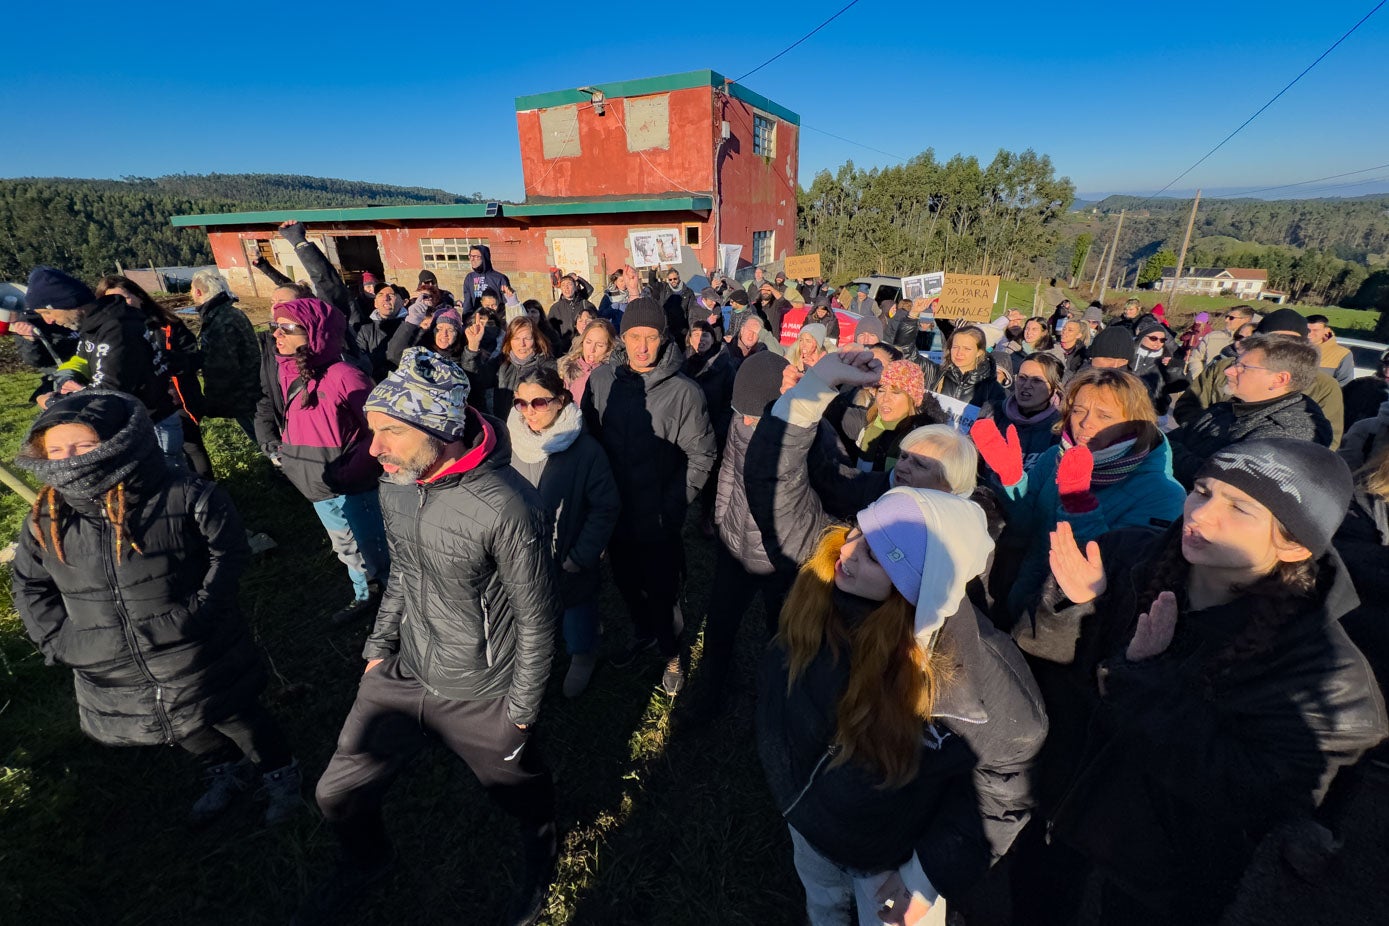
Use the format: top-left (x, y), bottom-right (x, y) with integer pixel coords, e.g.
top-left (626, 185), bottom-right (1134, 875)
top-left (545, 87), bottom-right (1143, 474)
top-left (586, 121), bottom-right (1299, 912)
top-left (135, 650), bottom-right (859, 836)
top-left (879, 360), bottom-right (926, 408)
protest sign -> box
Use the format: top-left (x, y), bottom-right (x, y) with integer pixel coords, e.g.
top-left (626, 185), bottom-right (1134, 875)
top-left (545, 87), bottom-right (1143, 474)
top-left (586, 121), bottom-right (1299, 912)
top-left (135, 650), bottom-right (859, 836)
top-left (929, 391), bottom-right (982, 433)
top-left (718, 244), bottom-right (742, 277)
top-left (901, 272), bottom-right (944, 302)
top-left (630, 229), bottom-right (682, 268)
top-left (938, 274), bottom-right (1000, 323)
top-left (783, 253), bottom-right (821, 279)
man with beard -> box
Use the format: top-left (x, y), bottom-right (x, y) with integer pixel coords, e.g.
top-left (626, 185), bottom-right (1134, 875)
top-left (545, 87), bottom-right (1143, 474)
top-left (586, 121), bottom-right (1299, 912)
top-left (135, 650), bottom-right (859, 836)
top-left (299, 348), bottom-right (560, 926)
top-left (650, 265), bottom-right (696, 344)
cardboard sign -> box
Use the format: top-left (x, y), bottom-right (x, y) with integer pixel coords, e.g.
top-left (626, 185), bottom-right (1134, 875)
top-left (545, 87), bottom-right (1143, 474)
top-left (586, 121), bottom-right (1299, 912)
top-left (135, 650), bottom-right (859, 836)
top-left (938, 274), bottom-right (1001, 323)
top-left (783, 253), bottom-right (822, 280)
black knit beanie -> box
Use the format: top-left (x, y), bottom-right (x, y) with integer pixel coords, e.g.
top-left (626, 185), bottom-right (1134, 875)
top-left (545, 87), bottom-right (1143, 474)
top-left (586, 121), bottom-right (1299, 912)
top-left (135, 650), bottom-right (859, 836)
top-left (1089, 326), bottom-right (1136, 362)
top-left (1195, 438), bottom-right (1352, 556)
top-left (25, 266), bottom-right (95, 311)
top-left (732, 350), bottom-right (790, 417)
top-left (620, 296), bottom-right (667, 335)
top-left (1256, 308), bottom-right (1309, 338)
top-left (728, 289), bottom-right (750, 307)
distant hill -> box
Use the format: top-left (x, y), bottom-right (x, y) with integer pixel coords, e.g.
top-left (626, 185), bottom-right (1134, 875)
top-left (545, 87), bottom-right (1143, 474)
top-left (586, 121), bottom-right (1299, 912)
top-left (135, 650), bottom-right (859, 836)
top-left (0, 174), bottom-right (480, 282)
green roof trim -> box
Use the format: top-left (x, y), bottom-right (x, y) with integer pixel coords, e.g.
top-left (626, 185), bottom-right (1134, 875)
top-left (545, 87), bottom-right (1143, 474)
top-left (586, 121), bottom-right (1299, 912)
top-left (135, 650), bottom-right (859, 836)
top-left (514, 69), bottom-right (799, 126)
top-left (170, 197), bottom-right (712, 228)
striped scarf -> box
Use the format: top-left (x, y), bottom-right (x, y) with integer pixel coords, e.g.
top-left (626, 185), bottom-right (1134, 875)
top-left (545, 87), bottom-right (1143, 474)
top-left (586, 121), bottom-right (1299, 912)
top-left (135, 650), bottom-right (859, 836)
top-left (1059, 428), bottom-right (1155, 487)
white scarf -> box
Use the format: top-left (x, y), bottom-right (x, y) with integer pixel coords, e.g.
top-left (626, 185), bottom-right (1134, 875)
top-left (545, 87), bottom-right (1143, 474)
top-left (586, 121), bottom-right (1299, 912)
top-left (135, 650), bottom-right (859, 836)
top-left (507, 402), bottom-right (584, 464)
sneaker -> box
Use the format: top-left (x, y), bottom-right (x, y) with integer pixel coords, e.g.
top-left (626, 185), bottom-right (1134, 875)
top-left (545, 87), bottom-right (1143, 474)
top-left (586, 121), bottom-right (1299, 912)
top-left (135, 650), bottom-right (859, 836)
top-left (563, 654), bottom-right (598, 698)
top-left (257, 759), bottom-right (303, 825)
top-left (506, 822), bottom-right (558, 926)
top-left (330, 580), bottom-right (384, 627)
top-left (189, 757), bottom-right (254, 825)
top-left (291, 851), bottom-right (394, 926)
top-left (661, 655), bottom-right (686, 697)
top-left (610, 636), bottom-right (657, 669)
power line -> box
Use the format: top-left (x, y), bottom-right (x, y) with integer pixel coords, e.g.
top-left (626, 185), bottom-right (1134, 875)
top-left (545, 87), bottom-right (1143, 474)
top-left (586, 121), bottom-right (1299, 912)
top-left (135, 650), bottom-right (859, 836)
top-left (733, 0), bottom-right (865, 83)
top-left (1134, 0), bottom-right (1385, 206)
top-left (800, 123), bottom-right (909, 163)
top-left (1222, 162), bottom-right (1389, 197)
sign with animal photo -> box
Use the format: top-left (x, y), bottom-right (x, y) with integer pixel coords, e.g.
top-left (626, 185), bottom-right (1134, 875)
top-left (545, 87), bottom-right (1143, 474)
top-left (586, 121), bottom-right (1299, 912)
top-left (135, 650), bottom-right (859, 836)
top-left (902, 272), bottom-right (944, 309)
top-left (929, 391), bottom-right (982, 433)
top-left (938, 274), bottom-right (1000, 323)
top-left (629, 229), bottom-right (682, 268)
top-left (783, 253), bottom-right (822, 280)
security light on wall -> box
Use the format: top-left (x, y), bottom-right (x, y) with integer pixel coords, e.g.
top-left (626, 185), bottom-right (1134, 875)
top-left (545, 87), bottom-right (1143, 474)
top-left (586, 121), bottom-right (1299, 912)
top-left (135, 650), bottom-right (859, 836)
top-left (579, 87), bottom-right (606, 116)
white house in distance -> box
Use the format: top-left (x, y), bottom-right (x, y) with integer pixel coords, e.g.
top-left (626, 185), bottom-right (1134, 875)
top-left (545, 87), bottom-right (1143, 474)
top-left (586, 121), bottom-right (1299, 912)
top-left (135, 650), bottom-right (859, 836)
top-left (1156, 267), bottom-right (1282, 302)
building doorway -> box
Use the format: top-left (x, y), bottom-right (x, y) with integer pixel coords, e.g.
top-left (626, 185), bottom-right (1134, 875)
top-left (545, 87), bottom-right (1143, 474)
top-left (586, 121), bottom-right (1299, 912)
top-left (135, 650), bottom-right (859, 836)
top-left (331, 235), bottom-right (386, 287)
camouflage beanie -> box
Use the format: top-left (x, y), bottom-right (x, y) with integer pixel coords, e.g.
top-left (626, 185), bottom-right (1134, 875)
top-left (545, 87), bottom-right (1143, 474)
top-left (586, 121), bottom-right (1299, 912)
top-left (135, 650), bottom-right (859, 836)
top-left (364, 347), bottom-right (470, 442)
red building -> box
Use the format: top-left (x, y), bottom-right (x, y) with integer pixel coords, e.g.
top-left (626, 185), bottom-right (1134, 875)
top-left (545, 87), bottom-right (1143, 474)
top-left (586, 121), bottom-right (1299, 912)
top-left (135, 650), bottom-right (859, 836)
top-left (173, 70), bottom-right (799, 299)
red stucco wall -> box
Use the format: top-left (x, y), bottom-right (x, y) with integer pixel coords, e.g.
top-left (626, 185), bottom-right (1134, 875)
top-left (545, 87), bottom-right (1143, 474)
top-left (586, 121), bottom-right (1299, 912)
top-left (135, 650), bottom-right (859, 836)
top-left (715, 92), bottom-right (800, 268)
top-left (517, 87), bottom-right (716, 200)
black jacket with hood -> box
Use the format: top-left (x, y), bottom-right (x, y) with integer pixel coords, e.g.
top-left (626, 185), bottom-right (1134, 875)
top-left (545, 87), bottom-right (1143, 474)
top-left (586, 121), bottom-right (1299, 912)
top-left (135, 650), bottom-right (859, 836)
top-left (1013, 528), bottom-right (1388, 920)
top-left (581, 339), bottom-right (717, 539)
top-left (12, 392), bottom-right (264, 747)
top-left (547, 277), bottom-right (597, 350)
top-left (460, 245), bottom-right (512, 316)
top-left (69, 295), bottom-right (176, 420)
top-left (1168, 391), bottom-right (1333, 487)
top-left (365, 410), bottom-right (560, 725)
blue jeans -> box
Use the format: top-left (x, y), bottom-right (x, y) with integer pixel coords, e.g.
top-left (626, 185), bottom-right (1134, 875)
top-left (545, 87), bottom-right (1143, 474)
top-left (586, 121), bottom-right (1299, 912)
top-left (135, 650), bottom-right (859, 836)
top-left (311, 490), bottom-right (390, 601)
top-left (562, 600), bottom-right (599, 656)
top-left (153, 413), bottom-right (187, 473)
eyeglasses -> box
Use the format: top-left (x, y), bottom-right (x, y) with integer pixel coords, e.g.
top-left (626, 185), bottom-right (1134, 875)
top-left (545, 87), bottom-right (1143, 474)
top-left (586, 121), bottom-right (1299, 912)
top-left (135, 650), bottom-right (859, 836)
top-left (1143, 335), bottom-right (1168, 343)
top-left (1230, 359), bottom-right (1271, 373)
top-left (269, 322), bottom-right (306, 335)
top-left (512, 396), bottom-right (559, 412)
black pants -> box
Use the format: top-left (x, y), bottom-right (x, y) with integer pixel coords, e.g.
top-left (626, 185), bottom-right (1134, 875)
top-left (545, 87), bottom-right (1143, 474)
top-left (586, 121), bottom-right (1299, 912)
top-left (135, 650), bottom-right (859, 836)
top-left (314, 656), bottom-right (554, 868)
top-left (609, 528), bottom-right (686, 658)
top-left (178, 699), bottom-right (293, 772)
top-left (700, 546), bottom-right (792, 701)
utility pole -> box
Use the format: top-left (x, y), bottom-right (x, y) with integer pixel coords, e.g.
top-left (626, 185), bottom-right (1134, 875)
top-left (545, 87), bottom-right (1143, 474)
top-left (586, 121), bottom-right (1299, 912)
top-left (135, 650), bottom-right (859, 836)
top-left (1098, 209), bottom-right (1126, 304)
top-left (1090, 238), bottom-right (1111, 292)
top-left (1168, 191), bottom-right (1202, 311)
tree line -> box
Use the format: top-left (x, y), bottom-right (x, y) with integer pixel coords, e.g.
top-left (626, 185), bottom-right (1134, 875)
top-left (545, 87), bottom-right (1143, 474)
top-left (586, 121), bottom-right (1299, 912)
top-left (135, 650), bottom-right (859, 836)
top-left (0, 175), bottom-right (477, 283)
top-left (796, 148), bottom-right (1075, 282)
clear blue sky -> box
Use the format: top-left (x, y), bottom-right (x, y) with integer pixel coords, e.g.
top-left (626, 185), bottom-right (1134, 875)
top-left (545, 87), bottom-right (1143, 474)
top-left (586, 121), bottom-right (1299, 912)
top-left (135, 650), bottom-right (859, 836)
top-left (2, 0), bottom-right (1385, 201)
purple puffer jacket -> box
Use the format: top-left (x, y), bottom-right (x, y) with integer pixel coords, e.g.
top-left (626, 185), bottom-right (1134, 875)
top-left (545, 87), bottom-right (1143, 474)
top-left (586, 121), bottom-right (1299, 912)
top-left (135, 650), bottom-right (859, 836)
top-left (268, 298), bottom-right (380, 501)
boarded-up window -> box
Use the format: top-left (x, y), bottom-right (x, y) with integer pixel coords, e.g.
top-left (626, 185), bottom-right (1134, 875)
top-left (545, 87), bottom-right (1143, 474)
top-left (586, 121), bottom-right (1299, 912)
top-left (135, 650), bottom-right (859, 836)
top-left (625, 94), bottom-right (670, 152)
top-left (539, 105), bottom-right (581, 159)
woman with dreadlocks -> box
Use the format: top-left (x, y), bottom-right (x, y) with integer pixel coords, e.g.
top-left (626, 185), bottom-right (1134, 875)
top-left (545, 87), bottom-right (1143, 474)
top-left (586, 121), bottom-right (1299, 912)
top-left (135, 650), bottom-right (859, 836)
top-left (756, 485), bottom-right (1047, 926)
top-left (1012, 439), bottom-right (1387, 925)
top-left (255, 297), bottom-right (388, 626)
top-left (11, 390), bottom-right (302, 826)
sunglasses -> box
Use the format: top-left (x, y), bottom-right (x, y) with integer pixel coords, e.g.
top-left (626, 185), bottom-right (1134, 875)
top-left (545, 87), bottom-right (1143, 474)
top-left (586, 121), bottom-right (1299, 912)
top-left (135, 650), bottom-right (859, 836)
top-left (1143, 335), bottom-right (1168, 343)
top-left (269, 322), bottom-right (306, 335)
top-left (512, 396), bottom-right (559, 412)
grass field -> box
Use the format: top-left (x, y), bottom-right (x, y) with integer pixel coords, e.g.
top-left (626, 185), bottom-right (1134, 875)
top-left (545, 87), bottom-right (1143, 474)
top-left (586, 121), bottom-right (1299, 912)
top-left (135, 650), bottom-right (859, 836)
top-left (0, 345), bottom-right (798, 925)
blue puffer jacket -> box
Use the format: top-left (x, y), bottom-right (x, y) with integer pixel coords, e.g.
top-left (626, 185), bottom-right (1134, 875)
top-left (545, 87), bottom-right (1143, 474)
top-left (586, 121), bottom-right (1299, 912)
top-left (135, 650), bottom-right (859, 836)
top-left (998, 435), bottom-right (1186, 617)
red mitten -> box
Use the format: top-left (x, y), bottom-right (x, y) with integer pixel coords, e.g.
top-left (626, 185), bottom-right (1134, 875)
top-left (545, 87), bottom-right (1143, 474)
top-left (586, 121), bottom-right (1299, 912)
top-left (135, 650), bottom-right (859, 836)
top-left (970, 418), bottom-right (1024, 487)
top-left (1056, 444), bottom-right (1098, 513)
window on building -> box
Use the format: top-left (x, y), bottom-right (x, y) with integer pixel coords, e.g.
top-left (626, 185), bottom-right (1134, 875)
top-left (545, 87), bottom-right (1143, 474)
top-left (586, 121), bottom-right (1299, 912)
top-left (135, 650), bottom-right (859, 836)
top-left (752, 230), bottom-right (774, 266)
top-left (420, 237), bottom-right (490, 269)
top-left (753, 114), bottom-right (775, 157)
top-left (684, 224), bottom-right (702, 247)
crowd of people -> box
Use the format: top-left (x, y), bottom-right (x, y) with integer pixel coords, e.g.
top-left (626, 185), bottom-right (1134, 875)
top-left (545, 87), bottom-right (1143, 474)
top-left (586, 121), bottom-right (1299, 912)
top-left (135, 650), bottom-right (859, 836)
top-left (8, 224), bottom-right (1389, 926)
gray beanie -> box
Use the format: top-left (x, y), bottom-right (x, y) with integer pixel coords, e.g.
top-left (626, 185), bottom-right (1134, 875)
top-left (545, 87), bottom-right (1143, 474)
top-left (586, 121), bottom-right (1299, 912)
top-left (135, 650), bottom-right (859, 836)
top-left (1195, 438), bottom-right (1352, 556)
top-left (363, 347), bottom-right (470, 441)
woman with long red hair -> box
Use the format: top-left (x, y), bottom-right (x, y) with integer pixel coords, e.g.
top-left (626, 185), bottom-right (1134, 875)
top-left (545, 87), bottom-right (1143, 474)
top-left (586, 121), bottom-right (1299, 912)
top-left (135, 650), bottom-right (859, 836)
top-left (756, 485), bottom-right (1046, 926)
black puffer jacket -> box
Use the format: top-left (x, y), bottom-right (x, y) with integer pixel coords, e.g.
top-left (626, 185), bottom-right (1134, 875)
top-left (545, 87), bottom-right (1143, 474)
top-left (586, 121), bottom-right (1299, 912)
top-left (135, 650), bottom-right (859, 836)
top-left (683, 344), bottom-right (735, 446)
top-left (364, 410), bottom-right (560, 726)
top-left (1168, 392), bottom-right (1332, 488)
top-left (1014, 528), bottom-right (1388, 919)
top-left (547, 278), bottom-right (597, 350)
top-left (920, 355), bottom-right (1007, 418)
top-left (12, 397), bottom-right (262, 747)
top-left (581, 340), bottom-right (717, 539)
top-left (507, 406), bottom-right (621, 607)
top-left (757, 592), bottom-right (1047, 900)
